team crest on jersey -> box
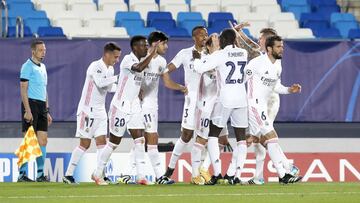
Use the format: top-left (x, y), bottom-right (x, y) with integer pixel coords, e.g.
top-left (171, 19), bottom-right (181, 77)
top-left (114, 128), bottom-right (119, 132)
top-left (246, 69), bottom-right (252, 75)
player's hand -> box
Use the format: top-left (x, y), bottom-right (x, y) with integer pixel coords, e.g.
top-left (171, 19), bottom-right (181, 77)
top-left (138, 89), bottom-right (144, 101)
top-left (232, 21), bottom-right (250, 31)
top-left (210, 34), bottom-right (220, 51)
top-left (192, 49), bottom-right (201, 59)
top-left (47, 113), bottom-right (52, 126)
top-left (24, 111), bottom-right (33, 123)
top-left (246, 135), bottom-right (254, 147)
top-left (149, 40), bottom-right (161, 55)
top-left (180, 85), bottom-right (188, 95)
top-left (289, 84), bottom-right (301, 93)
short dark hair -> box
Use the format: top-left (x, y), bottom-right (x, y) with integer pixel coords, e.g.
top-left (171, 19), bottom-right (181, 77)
top-left (130, 35), bottom-right (147, 50)
top-left (219, 29), bottom-right (236, 49)
top-left (31, 40), bottom-right (44, 50)
top-left (148, 31), bottom-right (168, 45)
top-left (104, 42), bottom-right (121, 53)
top-left (265, 35), bottom-right (282, 51)
top-left (260, 28), bottom-right (277, 38)
top-left (192, 25), bottom-right (206, 36)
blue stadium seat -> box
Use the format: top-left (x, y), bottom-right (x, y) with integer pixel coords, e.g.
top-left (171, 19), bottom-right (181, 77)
top-left (147, 11), bottom-right (173, 25)
top-left (300, 13), bottom-right (327, 27)
top-left (7, 26), bottom-right (32, 37)
top-left (308, 0), bottom-right (338, 11)
top-left (348, 29), bottom-right (360, 39)
top-left (208, 12), bottom-right (234, 27)
top-left (207, 19), bottom-right (237, 35)
top-left (286, 5), bottom-right (311, 20)
top-left (330, 13), bottom-right (357, 24)
top-left (303, 20), bottom-right (328, 30)
top-left (127, 27), bottom-right (156, 37)
top-left (7, 2), bottom-right (34, 11)
top-left (166, 28), bottom-right (190, 38)
top-left (312, 27), bottom-right (341, 38)
top-left (37, 26), bottom-right (65, 37)
top-left (25, 18), bottom-right (50, 34)
top-left (8, 10), bottom-right (47, 19)
top-left (177, 12), bottom-right (203, 23)
top-left (117, 19), bottom-right (145, 28)
top-left (333, 21), bottom-right (359, 38)
top-left (178, 20), bottom-right (206, 36)
top-left (149, 19), bottom-right (176, 30)
top-left (115, 11), bottom-right (142, 26)
top-left (281, 0), bottom-right (308, 10)
top-left (316, 6), bottom-right (340, 20)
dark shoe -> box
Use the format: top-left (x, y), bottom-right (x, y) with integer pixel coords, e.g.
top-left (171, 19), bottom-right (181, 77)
top-left (205, 174), bottom-right (224, 185)
top-left (36, 175), bottom-right (50, 182)
top-left (156, 175), bottom-right (175, 184)
top-left (279, 173), bottom-right (302, 184)
top-left (224, 174), bottom-right (241, 185)
top-left (17, 175), bottom-right (34, 182)
top-left (63, 175), bottom-right (78, 184)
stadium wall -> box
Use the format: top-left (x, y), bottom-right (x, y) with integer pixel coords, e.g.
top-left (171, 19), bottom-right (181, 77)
top-left (0, 39), bottom-right (360, 122)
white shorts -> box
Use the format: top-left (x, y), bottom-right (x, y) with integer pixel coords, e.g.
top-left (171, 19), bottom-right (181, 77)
top-left (76, 111), bottom-right (107, 139)
top-left (211, 102), bottom-right (248, 128)
top-left (267, 93), bottom-right (280, 124)
top-left (142, 108), bottom-right (158, 133)
top-left (109, 104), bottom-right (144, 137)
top-left (181, 92), bottom-right (197, 130)
top-left (248, 102), bottom-right (274, 137)
top-left (195, 106), bottom-right (229, 139)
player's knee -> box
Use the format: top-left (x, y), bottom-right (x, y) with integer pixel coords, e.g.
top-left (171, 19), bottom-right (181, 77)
top-left (181, 129), bottom-right (193, 143)
top-left (109, 133), bottom-right (122, 145)
top-left (195, 136), bottom-right (207, 145)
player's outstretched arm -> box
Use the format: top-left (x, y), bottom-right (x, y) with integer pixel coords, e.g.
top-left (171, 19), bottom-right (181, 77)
top-left (161, 72), bottom-right (188, 94)
top-left (132, 41), bottom-right (160, 72)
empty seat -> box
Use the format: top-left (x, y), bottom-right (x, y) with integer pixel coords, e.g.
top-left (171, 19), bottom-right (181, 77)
top-left (115, 11), bottom-right (142, 25)
top-left (251, 0), bottom-right (278, 7)
top-left (208, 12), bottom-right (234, 27)
top-left (281, 0), bottom-right (308, 10)
top-left (159, 0), bottom-right (189, 18)
top-left (272, 21), bottom-right (299, 37)
top-left (286, 28), bottom-right (315, 39)
top-left (222, 5), bottom-right (250, 21)
top-left (126, 27), bottom-right (156, 37)
top-left (69, 1), bottom-right (97, 18)
top-left (53, 17), bottom-right (83, 34)
top-left (131, 4), bottom-right (159, 21)
top-left (286, 5), bottom-right (311, 20)
top-left (99, 27), bottom-right (129, 38)
top-left (100, 3), bottom-right (128, 17)
top-left (312, 27), bottom-right (341, 38)
top-left (85, 17), bottom-right (114, 29)
top-left (37, 26), bottom-right (65, 37)
top-left (191, 0), bottom-right (220, 22)
top-left (7, 26), bottom-right (32, 37)
top-left (253, 4), bottom-right (281, 18)
top-left (37, 2), bottom-right (67, 19)
top-left (147, 11), bottom-right (173, 25)
top-left (69, 28), bottom-right (100, 38)
top-left (25, 17), bottom-right (51, 33)
top-left (348, 29), bottom-right (360, 39)
top-left (238, 12), bottom-right (268, 37)
top-left (269, 12), bottom-right (296, 24)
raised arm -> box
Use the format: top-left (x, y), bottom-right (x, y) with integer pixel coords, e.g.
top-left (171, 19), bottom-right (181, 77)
top-left (161, 71), bottom-right (187, 94)
top-left (131, 41), bottom-right (160, 72)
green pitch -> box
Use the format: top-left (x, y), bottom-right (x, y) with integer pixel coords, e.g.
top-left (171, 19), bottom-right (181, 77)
top-left (0, 182), bottom-right (359, 203)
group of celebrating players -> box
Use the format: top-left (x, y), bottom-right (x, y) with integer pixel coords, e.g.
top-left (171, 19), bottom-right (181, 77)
top-left (62, 22), bottom-right (303, 186)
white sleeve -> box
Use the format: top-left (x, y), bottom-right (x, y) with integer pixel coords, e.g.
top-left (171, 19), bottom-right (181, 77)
top-left (89, 63), bottom-right (118, 88)
top-left (194, 56), bottom-right (217, 74)
top-left (108, 83), bottom-right (117, 93)
top-left (170, 49), bottom-right (184, 68)
top-left (273, 79), bottom-right (289, 94)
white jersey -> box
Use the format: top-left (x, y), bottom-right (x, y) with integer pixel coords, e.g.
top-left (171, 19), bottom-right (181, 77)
top-left (194, 45), bottom-right (248, 108)
top-left (141, 55), bottom-right (167, 110)
top-left (246, 54), bottom-right (289, 105)
top-left (111, 52), bottom-right (143, 114)
top-left (170, 46), bottom-right (205, 94)
top-left (76, 58), bottom-right (117, 118)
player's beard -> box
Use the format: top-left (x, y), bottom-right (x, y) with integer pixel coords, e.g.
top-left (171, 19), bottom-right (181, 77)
top-left (272, 52), bottom-right (282, 60)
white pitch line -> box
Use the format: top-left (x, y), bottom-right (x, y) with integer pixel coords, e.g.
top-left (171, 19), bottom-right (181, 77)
top-left (1, 192), bottom-right (360, 199)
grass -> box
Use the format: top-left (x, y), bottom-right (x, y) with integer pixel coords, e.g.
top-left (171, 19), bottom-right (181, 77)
top-left (0, 182), bottom-right (359, 203)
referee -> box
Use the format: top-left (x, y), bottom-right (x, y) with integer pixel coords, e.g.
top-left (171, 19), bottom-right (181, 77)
top-left (18, 40), bottom-right (52, 182)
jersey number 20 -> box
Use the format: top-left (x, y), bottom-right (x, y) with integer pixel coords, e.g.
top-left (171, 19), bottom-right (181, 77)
top-left (225, 61), bottom-right (246, 84)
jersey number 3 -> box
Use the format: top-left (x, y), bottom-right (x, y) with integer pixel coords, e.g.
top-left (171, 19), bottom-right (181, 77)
top-left (225, 61), bottom-right (246, 84)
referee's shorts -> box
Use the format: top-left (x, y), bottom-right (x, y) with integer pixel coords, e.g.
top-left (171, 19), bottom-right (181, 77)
top-left (22, 99), bottom-right (48, 133)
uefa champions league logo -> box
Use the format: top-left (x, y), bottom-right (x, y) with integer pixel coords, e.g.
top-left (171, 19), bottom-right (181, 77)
top-left (105, 159), bottom-right (113, 175)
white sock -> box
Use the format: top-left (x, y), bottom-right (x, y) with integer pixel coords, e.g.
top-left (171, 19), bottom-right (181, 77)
top-left (201, 143), bottom-right (224, 171)
top-left (94, 142), bottom-right (117, 177)
top-left (65, 146), bottom-right (86, 176)
top-left (134, 137), bottom-right (146, 180)
top-left (254, 143), bottom-right (266, 180)
top-left (168, 138), bottom-right (188, 169)
top-left (147, 145), bottom-right (162, 179)
top-left (278, 147), bottom-right (292, 173)
top-left (208, 137), bottom-right (221, 176)
top-left (267, 140), bottom-right (286, 178)
top-left (191, 142), bottom-right (205, 177)
top-left (226, 144), bottom-right (238, 177)
top-left (235, 141), bottom-right (247, 177)
top-left (127, 146), bottom-right (136, 175)
top-left (96, 145), bottom-right (105, 171)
